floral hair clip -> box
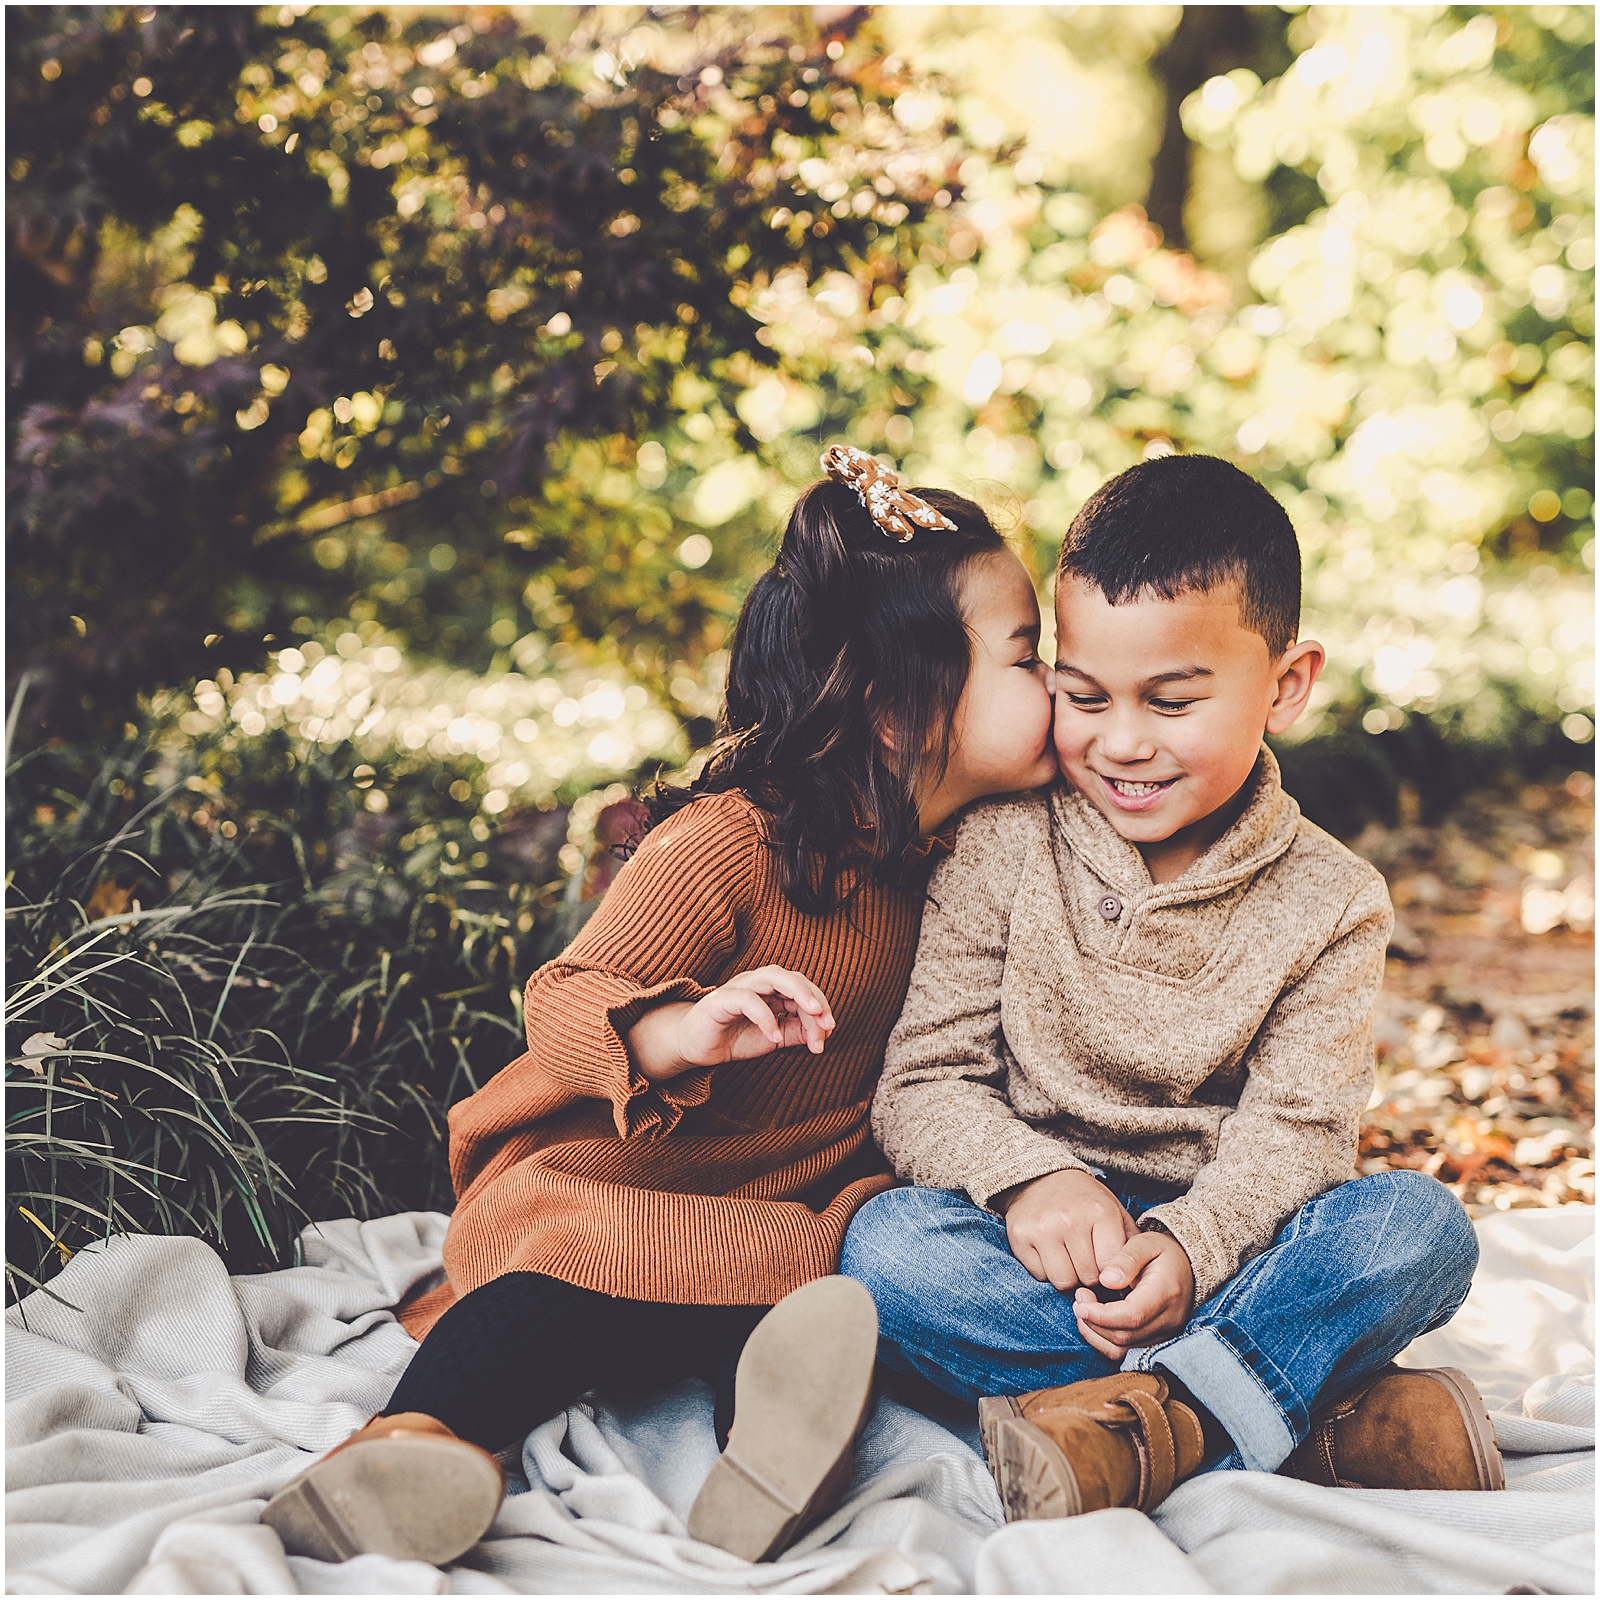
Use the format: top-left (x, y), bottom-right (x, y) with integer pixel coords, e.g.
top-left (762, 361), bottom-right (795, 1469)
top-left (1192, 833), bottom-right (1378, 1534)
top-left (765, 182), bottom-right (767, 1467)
top-left (820, 443), bottom-right (957, 543)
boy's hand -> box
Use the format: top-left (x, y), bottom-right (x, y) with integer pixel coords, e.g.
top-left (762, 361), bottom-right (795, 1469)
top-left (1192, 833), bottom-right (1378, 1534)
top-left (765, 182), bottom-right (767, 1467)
top-left (627, 967), bottom-right (835, 1082)
top-left (1072, 1230), bottom-right (1195, 1359)
top-left (996, 1168), bottom-right (1138, 1292)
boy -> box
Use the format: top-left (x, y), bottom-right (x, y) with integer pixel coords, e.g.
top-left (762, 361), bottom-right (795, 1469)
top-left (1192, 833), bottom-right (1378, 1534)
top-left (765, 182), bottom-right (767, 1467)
top-left (842, 454), bottom-right (1501, 1519)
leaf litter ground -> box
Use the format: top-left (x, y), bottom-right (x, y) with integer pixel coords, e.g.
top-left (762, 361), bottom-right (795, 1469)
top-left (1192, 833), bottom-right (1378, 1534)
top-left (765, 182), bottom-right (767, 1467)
top-left (1354, 773), bottom-right (1594, 1216)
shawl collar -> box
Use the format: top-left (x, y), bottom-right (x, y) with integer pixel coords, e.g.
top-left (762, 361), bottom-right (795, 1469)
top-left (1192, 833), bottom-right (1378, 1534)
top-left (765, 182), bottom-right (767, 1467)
top-left (1049, 746), bottom-right (1300, 907)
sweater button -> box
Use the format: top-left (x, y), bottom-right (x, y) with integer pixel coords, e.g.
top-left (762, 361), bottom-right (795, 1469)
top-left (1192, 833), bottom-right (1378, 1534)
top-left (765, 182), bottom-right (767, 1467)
top-left (1098, 894), bottom-right (1122, 922)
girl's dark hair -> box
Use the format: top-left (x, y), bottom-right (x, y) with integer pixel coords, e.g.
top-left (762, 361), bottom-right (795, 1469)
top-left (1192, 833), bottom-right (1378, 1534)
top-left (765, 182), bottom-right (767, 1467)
top-left (643, 478), bottom-right (1007, 915)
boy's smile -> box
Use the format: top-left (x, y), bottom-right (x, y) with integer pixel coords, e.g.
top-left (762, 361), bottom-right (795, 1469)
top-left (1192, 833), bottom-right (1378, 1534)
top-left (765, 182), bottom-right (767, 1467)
top-left (1100, 774), bottom-right (1179, 809)
top-left (1051, 576), bottom-right (1324, 883)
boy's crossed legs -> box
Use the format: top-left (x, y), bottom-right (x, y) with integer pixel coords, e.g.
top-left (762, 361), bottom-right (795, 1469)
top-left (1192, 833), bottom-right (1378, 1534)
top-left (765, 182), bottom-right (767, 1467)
top-left (842, 1168), bottom-right (1496, 1507)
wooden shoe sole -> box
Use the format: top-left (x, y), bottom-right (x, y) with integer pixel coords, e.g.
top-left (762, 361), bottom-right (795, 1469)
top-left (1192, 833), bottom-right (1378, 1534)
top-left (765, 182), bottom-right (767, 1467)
top-left (687, 1275), bottom-right (878, 1562)
top-left (262, 1436), bottom-right (503, 1566)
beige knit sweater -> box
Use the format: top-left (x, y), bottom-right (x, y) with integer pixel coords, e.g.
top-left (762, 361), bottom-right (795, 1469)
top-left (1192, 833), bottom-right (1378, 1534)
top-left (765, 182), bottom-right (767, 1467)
top-left (872, 748), bottom-right (1393, 1303)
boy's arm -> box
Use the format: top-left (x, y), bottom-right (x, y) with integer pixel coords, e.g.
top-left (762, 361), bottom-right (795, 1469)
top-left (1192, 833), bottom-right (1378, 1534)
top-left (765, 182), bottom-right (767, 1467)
top-left (1137, 872), bottom-right (1393, 1305)
top-left (872, 804), bottom-right (1093, 1210)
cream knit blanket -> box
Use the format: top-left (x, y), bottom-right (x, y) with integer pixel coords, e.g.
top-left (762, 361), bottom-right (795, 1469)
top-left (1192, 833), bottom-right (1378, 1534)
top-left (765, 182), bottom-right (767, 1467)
top-left (6, 1207), bottom-right (1593, 1595)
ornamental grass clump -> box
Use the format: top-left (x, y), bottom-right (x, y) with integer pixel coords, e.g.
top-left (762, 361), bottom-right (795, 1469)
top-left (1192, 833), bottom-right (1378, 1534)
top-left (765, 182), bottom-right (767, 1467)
top-left (5, 717), bottom-right (579, 1305)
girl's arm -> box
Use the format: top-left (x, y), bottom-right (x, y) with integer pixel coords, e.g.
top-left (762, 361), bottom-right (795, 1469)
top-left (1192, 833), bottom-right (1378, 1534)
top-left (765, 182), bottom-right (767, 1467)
top-left (625, 966), bottom-right (834, 1082)
top-left (518, 791), bottom-right (771, 1129)
top-left (451, 791), bottom-right (826, 1205)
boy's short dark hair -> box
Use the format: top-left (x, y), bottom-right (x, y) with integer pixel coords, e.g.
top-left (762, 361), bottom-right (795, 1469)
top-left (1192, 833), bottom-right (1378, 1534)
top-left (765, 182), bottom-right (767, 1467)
top-left (1057, 454), bottom-right (1301, 656)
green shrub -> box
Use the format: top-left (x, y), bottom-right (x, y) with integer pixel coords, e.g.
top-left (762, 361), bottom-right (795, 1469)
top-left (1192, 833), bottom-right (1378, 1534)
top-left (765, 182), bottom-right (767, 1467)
top-left (8, 678), bottom-right (1587, 1305)
top-left (4, 717), bottom-right (581, 1302)
top-left (1274, 680), bottom-right (1595, 840)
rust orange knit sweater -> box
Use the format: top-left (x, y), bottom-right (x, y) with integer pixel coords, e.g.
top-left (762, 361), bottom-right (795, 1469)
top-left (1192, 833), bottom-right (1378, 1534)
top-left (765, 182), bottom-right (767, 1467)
top-left (399, 789), bottom-right (946, 1339)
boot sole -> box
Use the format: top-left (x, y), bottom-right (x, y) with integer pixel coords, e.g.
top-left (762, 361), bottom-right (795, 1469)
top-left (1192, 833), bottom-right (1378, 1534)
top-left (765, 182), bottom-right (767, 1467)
top-left (687, 1276), bottom-right (878, 1562)
top-left (989, 1416), bottom-right (1085, 1520)
top-left (262, 1436), bottom-right (503, 1566)
top-left (1429, 1366), bottom-right (1506, 1492)
top-left (978, 1394), bottom-right (1023, 1465)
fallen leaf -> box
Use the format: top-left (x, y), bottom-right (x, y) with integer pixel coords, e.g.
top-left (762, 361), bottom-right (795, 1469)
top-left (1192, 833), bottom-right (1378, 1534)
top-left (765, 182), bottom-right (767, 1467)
top-left (1514, 1126), bottom-right (1580, 1167)
top-left (1450, 1118), bottom-right (1514, 1160)
top-left (18, 1032), bottom-right (67, 1072)
top-left (85, 878), bottom-right (135, 922)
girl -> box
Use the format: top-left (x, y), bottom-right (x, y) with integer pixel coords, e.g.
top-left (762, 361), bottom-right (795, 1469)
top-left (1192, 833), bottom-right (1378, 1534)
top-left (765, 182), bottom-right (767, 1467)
top-left (263, 447), bottom-right (1056, 1568)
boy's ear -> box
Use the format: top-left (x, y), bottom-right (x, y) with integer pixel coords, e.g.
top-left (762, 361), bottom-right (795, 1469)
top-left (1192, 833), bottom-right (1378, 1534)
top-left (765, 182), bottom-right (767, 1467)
top-left (1265, 639), bottom-right (1325, 736)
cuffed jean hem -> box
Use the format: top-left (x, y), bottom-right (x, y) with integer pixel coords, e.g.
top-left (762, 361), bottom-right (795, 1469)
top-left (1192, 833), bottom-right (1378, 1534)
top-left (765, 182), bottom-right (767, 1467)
top-left (1125, 1321), bottom-right (1298, 1472)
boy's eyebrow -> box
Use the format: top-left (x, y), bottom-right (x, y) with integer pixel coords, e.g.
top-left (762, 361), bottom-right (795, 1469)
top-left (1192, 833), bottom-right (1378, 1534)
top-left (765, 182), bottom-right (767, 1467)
top-left (1054, 661), bottom-right (1214, 688)
top-left (1010, 622), bottom-right (1041, 640)
top-left (1142, 666), bottom-right (1213, 686)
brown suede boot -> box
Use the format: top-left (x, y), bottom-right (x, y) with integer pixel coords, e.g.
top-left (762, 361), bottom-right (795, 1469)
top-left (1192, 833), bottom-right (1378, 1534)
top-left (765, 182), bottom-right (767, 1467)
top-left (978, 1372), bottom-right (1208, 1520)
top-left (1280, 1365), bottom-right (1505, 1491)
top-left (262, 1411), bottom-right (505, 1566)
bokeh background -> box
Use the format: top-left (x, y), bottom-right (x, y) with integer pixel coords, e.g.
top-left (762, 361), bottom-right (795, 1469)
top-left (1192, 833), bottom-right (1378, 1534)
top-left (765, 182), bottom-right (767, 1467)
top-left (7, 6), bottom-right (1593, 1295)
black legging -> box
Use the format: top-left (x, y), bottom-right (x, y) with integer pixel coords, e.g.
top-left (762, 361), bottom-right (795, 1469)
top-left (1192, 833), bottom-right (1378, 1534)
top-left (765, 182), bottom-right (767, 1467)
top-left (384, 1272), bottom-right (769, 1453)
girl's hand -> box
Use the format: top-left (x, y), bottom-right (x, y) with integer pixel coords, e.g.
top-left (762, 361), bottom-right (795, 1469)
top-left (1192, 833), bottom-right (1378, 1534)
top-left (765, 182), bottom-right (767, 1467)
top-left (627, 967), bottom-right (836, 1082)
top-left (1071, 1231), bottom-right (1195, 1359)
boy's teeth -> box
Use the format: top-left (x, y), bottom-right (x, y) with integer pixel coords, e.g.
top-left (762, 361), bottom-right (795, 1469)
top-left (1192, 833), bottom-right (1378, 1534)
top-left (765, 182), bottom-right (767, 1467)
top-left (1109, 778), bottom-right (1169, 796)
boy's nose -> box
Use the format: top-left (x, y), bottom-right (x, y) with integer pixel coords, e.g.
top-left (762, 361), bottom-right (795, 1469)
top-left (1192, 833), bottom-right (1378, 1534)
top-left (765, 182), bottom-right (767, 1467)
top-left (1095, 715), bottom-right (1156, 766)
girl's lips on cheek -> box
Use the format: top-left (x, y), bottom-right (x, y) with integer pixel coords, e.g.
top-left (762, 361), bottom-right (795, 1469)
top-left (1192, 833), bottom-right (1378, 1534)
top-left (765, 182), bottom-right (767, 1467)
top-left (1097, 772), bottom-right (1177, 812)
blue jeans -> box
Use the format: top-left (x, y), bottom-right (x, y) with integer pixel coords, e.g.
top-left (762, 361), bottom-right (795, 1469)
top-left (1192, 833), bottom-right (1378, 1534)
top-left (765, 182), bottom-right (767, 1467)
top-left (840, 1169), bottom-right (1478, 1473)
